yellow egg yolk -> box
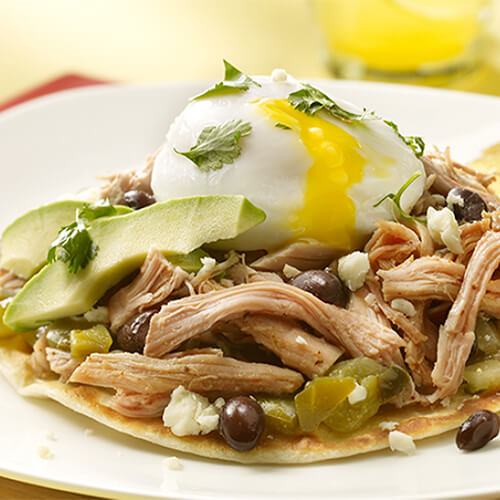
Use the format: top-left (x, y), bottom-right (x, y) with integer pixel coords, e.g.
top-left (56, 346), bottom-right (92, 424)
top-left (258, 98), bottom-right (365, 249)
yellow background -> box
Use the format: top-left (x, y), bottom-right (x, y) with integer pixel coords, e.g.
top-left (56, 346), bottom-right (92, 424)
top-left (1, 0), bottom-right (500, 102)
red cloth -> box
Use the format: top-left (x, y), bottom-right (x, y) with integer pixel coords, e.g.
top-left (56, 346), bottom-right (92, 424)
top-left (0, 74), bottom-right (108, 112)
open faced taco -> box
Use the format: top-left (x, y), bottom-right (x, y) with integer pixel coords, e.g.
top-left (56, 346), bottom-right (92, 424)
top-left (1, 63), bottom-right (500, 463)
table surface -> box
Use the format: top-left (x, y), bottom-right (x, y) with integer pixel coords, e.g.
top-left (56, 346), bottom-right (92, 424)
top-left (1, 1), bottom-right (500, 498)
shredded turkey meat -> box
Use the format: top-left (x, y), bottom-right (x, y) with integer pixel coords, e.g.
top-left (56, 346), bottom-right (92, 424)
top-left (109, 390), bottom-right (172, 418)
top-left (233, 314), bottom-right (343, 378)
top-left (45, 348), bottom-right (82, 382)
top-left (0, 269), bottom-right (25, 295)
top-left (456, 218), bottom-right (491, 265)
top-left (379, 256), bottom-right (500, 318)
top-left (365, 220), bottom-right (433, 272)
top-left (348, 287), bottom-right (391, 329)
top-left (430, 231), bottom-right (500, 401)
top-left (365, 273), bottom-right (433, 388)
top-left (108, 248), bottom-right (188, 331)
top-left (252, 239), bottom-right (346, 271)
top-left (31, 335), bottom-right (51, 379)
top-left (144, 281), bottom-right (405, 365)
top-left (98, 156), bottom-right (154, 205)
top-left (69, 350), bottom-right (304, 397)
top-left (422, 154), bottom-right (500, 211)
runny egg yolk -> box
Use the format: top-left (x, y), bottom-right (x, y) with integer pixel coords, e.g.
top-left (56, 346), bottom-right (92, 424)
top-left (258, 99), bottom-right (365, 249)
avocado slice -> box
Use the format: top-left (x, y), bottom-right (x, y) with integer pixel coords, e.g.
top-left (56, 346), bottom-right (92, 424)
top-left (4, 195), bottom-right (265, 331)
top-left (0, 200), bottom-right (133, 279)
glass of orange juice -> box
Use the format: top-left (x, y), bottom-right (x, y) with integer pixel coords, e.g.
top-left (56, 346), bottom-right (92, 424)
top-left (312, 0), bottom-right (491, 84)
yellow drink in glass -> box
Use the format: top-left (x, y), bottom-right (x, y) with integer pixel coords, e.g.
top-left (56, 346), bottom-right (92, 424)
top-left (313, 0), bottom-right (490, 82)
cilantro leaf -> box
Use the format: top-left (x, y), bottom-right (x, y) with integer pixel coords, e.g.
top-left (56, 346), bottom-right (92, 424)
top-left (47, 221), bottom-right (97, 274)
top-left (47, 200), bottom-right (117, 274)
top-left (175, 119), bottom-right (252, 172)
top-left (288, 83), bottom-right (425, 158)
top-left (275, 123), bottom-right (291, 130)
top-left (78, 199), bottom-right (117, 223)
top-left (193, 60), bottom-right (261, 100)
top-left (373, 173), bottom-right (425, 223)
top-left (288, 83), bottom-right (377, 123)
top-left (384, 120), bottom-right (425, 158)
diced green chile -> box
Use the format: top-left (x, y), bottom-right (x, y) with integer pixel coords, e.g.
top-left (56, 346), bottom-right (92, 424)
top-left (259, 396), bottom-right (298, 435)
top-left (464, 359), bottom-right (500, 393)
top-left (294, 377), bottom-right (356, 432)
top-left (475, 318), bottom-right (500, 356)
top-left (324, 359), bottom-right (411, 433)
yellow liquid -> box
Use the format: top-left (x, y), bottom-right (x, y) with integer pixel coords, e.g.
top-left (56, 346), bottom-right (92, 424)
top-left (258, 99), bottom-right (365, 249)
top-left (314, 0), bottom-right (487, 73)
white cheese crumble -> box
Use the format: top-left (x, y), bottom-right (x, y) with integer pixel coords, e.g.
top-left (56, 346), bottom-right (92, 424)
top-left (338, 251), bottom-right (370, 291)
top-left (390, 298), bottom-right (416, 317)
top-left (44, 431), bottom-right (57, 441)
top-left (388, 430), bottom-right (416, 455)
top-left (379, 421), bottom-right (398, 431)
top-left (446, 190), bottom-right (465, 209)
top-left (432, 194), bottom-right (446, 206)
top-left (83, 306), bottom-right (110, 324)
top-left (295, 335), bottom-right (307, 345)
top-left (271, 68), bottom-right (288, 82)
top-left (36, 444), bottom-right (53, 459)
top-left (348, 383), bottom-right (367, 405)
top-left (283, 264), bottom-right (301, 279)
top-left (163, 456), bottom-right (183, 471)
top-left (162, 386), bottom-right (224, 436)
top-left (426, 207), bottom-right (463, 254)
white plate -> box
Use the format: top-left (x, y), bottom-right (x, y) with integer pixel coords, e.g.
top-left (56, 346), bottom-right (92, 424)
top-left (1, 81), bottom-right (500, 500)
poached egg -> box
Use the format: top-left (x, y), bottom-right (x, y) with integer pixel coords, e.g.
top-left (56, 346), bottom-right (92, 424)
top-left (151, 69), bottom-right (425, 250)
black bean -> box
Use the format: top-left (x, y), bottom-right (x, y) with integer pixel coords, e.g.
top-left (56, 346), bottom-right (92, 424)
top-left (116, 310), bottom-right (156, 353)
top-left (219, 396), bottom-right (265, 452)
top-left (123, 190), bottom-right (156, 210)
top-left (447, 188), bottom-right (488, 223)
top-left (456, 409), bottom-right (500, 451)
top-left (289, 270), bottom-right (348, 307)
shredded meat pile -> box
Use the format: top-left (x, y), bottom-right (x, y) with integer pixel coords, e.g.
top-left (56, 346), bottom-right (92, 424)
top-left (22, 151), bottom-right (500, 419)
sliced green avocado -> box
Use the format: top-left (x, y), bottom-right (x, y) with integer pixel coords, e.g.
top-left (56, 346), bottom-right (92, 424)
top-left (0, 200), bottom-right (132, 279)
top-left (4, 195), bottom-right (265, 331)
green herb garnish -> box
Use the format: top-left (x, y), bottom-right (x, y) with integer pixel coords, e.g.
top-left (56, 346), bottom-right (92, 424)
top-left (47, 200), bottom-right (117, 273)
top-left (77, 199), bottom-right (118, 223)
top-left (175, 119), bottom-right (252, 172)
top-left (288, 83), bottom-right (377, 123)
top-left (373, 173), bottom-right (425, 223)
top-left (275, 123), bottom-right (291, 130)
top-left (288, 83), bottom-right (425, 157)
top-left (384, 120), bottom-right (425, 158)
top-left (193, 60), bottom-right (261, 100)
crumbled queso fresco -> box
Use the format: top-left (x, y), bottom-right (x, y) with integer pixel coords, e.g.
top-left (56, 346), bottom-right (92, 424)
top-left (348, 383), bottom-right (367, 405)
top-left (337, 251), bottom-right (370, 291)
top-left (390, 298), bottom-right (416, 317)
top-left (426, 206), bottom-right (463, 255)
top-left (379, 421), bottom-right (398, 431)
top-left (36, 444), bottom-right (54, 459)
top-left (388, 430), bottom-right (416, 455)
top-left (163, 456), bottom-right (183, 471)
top-left (162, 386), bottom-right (225, 436)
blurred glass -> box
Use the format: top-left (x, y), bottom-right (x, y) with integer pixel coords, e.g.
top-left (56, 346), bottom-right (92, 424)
top-left (312, 0), bottom-right (492, 85)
